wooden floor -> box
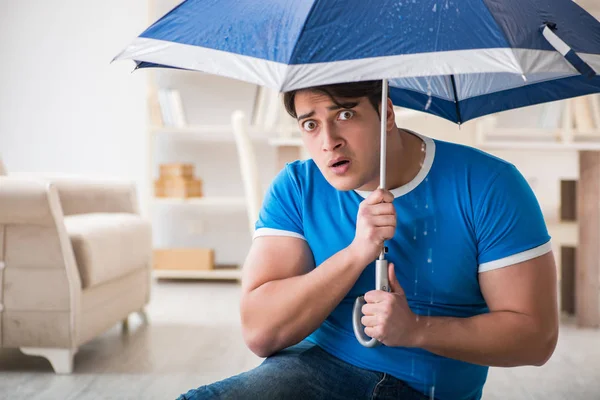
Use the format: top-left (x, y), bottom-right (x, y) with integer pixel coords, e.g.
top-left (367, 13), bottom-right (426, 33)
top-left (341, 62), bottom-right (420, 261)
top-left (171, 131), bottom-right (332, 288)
top-left (0, 280), bottom-right (598, 400)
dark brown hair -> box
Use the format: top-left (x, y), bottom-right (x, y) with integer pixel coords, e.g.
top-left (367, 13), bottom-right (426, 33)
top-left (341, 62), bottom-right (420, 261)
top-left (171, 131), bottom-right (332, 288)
top-left (283, 80), bottom-right (386, 119)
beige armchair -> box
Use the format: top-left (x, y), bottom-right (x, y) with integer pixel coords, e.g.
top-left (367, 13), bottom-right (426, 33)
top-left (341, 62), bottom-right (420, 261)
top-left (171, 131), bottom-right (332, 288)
top-left (0, 174), bottom-right (152, 374)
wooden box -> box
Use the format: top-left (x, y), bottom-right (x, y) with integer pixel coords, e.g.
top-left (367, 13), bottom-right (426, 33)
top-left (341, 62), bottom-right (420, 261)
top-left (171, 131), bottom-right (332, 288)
top-left (154, 177), bottom-right (203, 198)
top-left (159, 163), bottom-right (195, 179)
top-left (153, 248), bottom-right (215, 271)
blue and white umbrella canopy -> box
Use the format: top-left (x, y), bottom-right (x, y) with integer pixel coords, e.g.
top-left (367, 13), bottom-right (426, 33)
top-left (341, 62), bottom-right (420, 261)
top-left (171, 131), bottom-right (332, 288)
top-left (115, 0), bottom-right (600, 123)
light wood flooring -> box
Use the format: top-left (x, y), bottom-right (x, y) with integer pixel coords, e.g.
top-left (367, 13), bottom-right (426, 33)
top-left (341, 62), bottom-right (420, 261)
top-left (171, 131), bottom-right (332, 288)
top-left (0, 280), bottom-right (598, 400)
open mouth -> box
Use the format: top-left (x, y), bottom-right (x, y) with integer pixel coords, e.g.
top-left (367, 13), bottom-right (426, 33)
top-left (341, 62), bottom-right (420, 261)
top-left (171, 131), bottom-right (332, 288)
top-left (331, 160), bottom-right (350, 168)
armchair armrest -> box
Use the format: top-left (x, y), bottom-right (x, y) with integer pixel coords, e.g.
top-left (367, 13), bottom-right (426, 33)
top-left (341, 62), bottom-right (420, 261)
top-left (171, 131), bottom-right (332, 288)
top-left (0, 177), bottom-right (62, 225)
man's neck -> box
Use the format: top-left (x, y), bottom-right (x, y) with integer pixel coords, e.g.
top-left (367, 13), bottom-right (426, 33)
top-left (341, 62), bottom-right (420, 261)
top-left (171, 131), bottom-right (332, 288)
top-left (384, 128), bottom-right (424, 191)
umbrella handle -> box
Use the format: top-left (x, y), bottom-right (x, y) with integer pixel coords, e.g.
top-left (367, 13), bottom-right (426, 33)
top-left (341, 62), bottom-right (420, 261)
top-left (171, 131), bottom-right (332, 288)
top-left (353, 79), bottom-right (391, 347)
top-left (352, 258), bottom-right (390, 347)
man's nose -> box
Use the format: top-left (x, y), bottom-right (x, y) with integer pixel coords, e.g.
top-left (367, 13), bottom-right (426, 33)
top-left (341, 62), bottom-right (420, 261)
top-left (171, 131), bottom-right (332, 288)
top-left (321, 124), bottom-right (344, 152)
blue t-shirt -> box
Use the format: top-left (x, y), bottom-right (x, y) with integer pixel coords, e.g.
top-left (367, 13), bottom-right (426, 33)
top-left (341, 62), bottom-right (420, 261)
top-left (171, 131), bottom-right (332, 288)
top-left (254, 132), bottom-right (551, 400)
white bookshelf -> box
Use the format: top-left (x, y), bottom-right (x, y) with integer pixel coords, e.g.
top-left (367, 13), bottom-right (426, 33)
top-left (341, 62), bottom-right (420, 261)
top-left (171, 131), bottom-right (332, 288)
top-left (151, 125), bottom-right (282, 142)
top-left (479, 139), bottom-right (600, 151)
top-left (153, 196), bottom-right (246, 208)
top-left (475, 96), bottom-right (600, 150)
top-left (268, 137), bottom-right (303, 147)
top-left (145, 0), bottom-right (301, 281)
top-left (153, 267), bottom-right (242, 281)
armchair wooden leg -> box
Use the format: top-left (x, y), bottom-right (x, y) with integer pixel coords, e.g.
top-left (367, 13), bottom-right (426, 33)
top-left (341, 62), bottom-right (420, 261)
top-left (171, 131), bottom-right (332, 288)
top-left (20, 347), bottom-right (77, 374)
top-left (121, 316), bottom-right (130, 334)
top-left (137, 308), bottom-right (149, 324)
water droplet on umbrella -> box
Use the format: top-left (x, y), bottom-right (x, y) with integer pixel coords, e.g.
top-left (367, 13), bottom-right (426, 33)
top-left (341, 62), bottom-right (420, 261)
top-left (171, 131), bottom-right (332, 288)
top-left (414, 274), bottom-right (418, 295)
top-left (425, 76), bottom-right (433, 110)
top-left (432, 4), bottom-right (437, 12)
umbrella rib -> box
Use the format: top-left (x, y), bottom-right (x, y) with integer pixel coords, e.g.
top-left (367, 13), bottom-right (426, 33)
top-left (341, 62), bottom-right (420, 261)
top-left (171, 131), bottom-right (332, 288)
top-left (450, 74), bottom-right (462, 124)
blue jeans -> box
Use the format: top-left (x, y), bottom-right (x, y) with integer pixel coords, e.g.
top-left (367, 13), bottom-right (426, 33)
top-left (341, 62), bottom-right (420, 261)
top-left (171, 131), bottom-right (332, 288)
top-left (177, 340), bottom-right (431, 400)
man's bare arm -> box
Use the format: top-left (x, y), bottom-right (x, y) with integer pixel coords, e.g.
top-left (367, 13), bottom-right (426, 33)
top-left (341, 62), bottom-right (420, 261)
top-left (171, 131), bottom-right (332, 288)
top-left (240, 236), bottom-right (366, 358)
top-left (241, 189), bottom-right (396, 358)
top-left (412, 251), bottom-right (559, 367)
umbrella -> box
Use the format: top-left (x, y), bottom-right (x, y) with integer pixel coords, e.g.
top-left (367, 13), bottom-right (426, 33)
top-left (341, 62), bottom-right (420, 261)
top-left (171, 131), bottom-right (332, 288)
top-left (114, 0), bottom-right (600, 348)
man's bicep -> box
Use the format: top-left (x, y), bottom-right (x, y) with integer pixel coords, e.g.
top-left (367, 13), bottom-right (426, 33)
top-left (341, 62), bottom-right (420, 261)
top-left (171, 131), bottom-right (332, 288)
top-left (479, 252), bottom-right (558, 326)
top-left (241, 236), bottom-right (315, 294)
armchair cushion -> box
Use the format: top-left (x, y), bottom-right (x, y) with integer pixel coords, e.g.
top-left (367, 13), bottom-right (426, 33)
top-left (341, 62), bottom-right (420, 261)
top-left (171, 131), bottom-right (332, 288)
top-left (64, 213), bottom-right (151, 288)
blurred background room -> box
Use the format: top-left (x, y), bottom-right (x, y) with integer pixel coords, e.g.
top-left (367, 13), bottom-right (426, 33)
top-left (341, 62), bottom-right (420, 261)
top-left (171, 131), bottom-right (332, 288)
top-left (1, 1), bottom-right (599, 399)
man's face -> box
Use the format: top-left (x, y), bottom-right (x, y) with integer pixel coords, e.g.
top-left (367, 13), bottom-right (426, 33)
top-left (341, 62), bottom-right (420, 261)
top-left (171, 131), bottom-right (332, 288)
top-left (294, 90), bottom-right (382, 191)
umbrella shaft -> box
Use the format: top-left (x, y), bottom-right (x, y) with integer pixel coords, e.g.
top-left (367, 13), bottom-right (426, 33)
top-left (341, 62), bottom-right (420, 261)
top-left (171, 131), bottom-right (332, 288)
top-left (379, 79), bottom-right (388, 190)
top-left (379, 79), bottom-right (388, 261)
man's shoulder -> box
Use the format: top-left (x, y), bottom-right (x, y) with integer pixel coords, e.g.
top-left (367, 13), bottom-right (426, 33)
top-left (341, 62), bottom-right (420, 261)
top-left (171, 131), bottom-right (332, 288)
top-left (433, 138), bottom-right (514, 173)
top-left (280, 159), bottom-right (329, 189)
top-left (283, 159), bottom-right (316, 177)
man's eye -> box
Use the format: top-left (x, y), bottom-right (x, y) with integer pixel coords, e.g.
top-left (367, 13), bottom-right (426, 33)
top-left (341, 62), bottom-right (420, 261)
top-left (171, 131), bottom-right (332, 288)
top-left (338, 110), bottom-right (354, 120)
top-left (302, 120), bottom-right (317, 131)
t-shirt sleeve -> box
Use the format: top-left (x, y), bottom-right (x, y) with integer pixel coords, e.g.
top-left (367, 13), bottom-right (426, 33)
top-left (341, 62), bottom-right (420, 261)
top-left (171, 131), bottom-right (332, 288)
top-left (253, 165), bottom-right (306, 241)
top-left (474, 164), bottom-right (552, 273)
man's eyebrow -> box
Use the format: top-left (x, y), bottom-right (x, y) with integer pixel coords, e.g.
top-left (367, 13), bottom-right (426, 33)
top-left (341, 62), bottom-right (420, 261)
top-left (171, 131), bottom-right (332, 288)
top-left (297, 111), bottom-right (315, 121)
top-left (327, 101), bottom-right (358, 111)
top-left (297, 101), bottom-right (359, 121)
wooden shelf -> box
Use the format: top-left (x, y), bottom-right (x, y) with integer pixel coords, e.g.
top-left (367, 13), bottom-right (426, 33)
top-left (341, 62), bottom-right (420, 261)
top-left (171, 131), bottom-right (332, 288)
top-left (150, 124), bottom-right (286, 142)
top-left (153, 267), bottom-right (242, 281)
top-left (153, 196), bottom-right (246, 210)
top-left (268, 137), bottom-right (303, 147)
top-left (546, 221), bottom-right (578, 247)
top-left (479, 140), bottom-right (600, 151)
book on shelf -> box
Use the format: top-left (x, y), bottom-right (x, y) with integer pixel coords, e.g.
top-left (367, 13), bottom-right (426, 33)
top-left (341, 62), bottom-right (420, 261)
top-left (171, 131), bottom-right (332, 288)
top-left (149, 90), bottom-right (164, 127)
top-left (537, 101), bottom-right (564, 130)
top-left (573, 95), bottom-right (599, 134)
top-left (589, 94), bottom-right (600, 130)
top-left (251, 85), bottom-right (294, 131)
top-left (157, 88), bottom-right (187, 127)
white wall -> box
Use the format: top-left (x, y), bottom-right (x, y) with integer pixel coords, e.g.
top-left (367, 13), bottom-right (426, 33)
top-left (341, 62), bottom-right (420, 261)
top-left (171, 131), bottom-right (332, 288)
top-left (0, 0), bottom-right (150, 211)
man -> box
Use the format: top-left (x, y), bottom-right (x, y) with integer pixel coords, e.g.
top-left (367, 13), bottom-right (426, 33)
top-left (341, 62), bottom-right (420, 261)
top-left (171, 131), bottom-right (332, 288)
top-left (178, 80), bottom-right (559, 400)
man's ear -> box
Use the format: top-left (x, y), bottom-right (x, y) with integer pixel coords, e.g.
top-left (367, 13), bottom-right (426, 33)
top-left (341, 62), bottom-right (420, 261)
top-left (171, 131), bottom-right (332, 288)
top-left (386, 98), bottom-right (396, 132)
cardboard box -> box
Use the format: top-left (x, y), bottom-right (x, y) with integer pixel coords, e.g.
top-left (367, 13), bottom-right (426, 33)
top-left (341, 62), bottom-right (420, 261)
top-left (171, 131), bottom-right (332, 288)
top-left (159, 163), bottom-right (195, 179)
top-left (154, 178), bottom-right (203, 198)
top-left (153, 248), bottom-right (215, 270)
